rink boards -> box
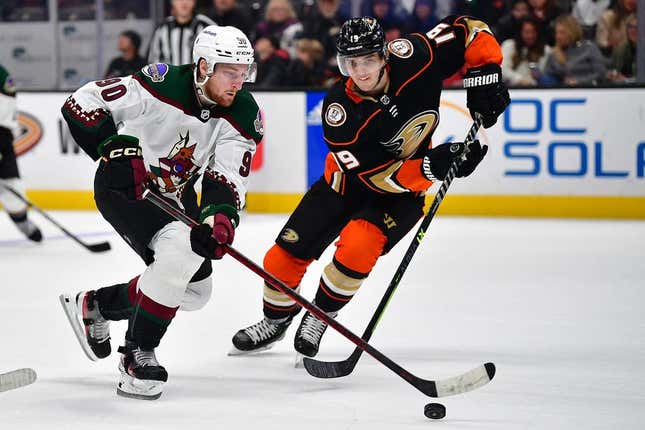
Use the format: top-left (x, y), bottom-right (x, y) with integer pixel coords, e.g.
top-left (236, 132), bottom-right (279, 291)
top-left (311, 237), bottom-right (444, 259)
top-left (11, 88), bottom-right (645, 218)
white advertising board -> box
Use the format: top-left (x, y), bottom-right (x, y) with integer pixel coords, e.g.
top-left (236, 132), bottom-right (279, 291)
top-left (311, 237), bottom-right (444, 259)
top-left (11, 88), bottom-right (645, 216)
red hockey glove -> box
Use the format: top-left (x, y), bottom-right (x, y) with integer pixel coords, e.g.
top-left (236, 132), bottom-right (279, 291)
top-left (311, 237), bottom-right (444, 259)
top-left (98, 134), bottom-right (147, 200)
top-left (421, 140), bottom-right (488, 181)
top-left (190, 204), bottom-right (239, 260)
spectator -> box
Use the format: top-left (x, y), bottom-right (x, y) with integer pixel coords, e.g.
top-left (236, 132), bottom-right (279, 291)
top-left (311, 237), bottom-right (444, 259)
top-left (206, 0), bottom-right (253, 38)
top-left (501, 17), bottom-right (552, 86)
top-left (457, 0), bottom-right (507, 31)
top-left (254, 0), bottom-right (302, 57)
top-left (285, 38), bottom-right (327, 87)
top-left (368, 0), bottom-right (407, 41)
top-left (105, 30), bottom-right (147, 78)
top-left (148, 0), bottom-right (214, 65)
top-left (360, 0), bottom-right (409, 23)
top-left (252, 36), bottom-right (290, 87)
top-left (543, 14), bottom-right (606, 85)
top-left (403, 0), bottom-right (439, 34)
top-left (572, 0), bottom-right (610, 40)
top-left (299, 0), bottom-right (345, 78)
top-left (608, 13), bottom-right (637, 82)
top-left (596, 0), bottom-right (636, 56)
top-left (496, 0), bottom-right (531, 42)
top-left (528, 0), bottom-right (561, 45)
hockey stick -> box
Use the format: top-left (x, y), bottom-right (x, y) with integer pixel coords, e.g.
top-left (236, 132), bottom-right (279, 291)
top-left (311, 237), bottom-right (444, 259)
top-left (0, 368), bottom-right (37, 393)
top-left (0, 183), bottom-right (111, 253)
top-left (303, 116), bottom-right (483, 379)
top-left (142, 188), bottom-right (495, 398)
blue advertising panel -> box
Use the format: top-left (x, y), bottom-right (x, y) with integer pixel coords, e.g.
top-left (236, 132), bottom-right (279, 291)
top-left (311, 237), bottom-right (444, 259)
top-left (306, 91), bottom-right (328, 187)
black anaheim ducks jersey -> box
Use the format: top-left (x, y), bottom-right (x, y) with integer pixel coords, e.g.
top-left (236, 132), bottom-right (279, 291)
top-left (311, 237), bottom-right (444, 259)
top-left (321, 15), bottom-right (502, 196)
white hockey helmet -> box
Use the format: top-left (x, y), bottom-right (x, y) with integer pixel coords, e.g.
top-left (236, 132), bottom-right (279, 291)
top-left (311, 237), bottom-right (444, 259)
top-left (193, 25), bottom-right (257, 84)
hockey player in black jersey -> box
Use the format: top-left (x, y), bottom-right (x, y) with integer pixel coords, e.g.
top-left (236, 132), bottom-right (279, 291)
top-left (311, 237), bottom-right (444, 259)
top-left (232, 16), bottom-right (510, 357)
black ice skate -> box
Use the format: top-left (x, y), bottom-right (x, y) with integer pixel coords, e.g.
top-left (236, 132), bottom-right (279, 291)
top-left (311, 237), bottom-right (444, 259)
top-left (230, 316), bottom-right (293, 355)
top-left (59, 290), bottom-right (111, 361)
top-left (294, 308), bottom-right (337, 358)
top-left (117, 340), bottom-right (168, 400)
top-left (11, 216), bottom-right (42, 242)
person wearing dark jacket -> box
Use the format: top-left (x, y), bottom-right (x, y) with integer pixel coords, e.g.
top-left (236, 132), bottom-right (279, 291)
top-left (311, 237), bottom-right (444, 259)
top-left (105, 30), bottom-right (147, 78)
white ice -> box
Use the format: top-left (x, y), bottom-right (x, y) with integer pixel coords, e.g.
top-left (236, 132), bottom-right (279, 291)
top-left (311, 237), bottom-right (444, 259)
top-left (1, 211), bottom-right (644, 429)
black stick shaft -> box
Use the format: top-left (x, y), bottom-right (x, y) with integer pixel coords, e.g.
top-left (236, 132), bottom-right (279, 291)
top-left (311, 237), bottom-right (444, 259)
top-left (0, 183), bottom-right (110, 252)
top-left (304, 117), bottom-right (482, 377)
top-left (143, 189), bottom-right (443, 397)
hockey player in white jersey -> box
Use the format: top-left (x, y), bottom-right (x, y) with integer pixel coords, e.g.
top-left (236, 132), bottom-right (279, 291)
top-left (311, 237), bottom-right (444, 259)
top-left (0, 64), bottom-right (42, 242)
top-left (59, 25), bottom-right (263, 400)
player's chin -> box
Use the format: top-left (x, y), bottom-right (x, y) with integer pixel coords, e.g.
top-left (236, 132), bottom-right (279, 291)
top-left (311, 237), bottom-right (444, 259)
top-left (217, 92), bottom-right (236, 107)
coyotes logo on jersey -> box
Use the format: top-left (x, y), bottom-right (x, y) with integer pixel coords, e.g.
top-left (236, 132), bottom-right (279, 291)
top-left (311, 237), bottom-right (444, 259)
top-left (149, 131), bottom-right (200, 193)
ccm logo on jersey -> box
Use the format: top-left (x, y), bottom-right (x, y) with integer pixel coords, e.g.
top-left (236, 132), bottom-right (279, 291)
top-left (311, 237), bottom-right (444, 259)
top-left (463, 74), bottom-right (499, 88)
top-left (108, 147), bottom-right (142, 159)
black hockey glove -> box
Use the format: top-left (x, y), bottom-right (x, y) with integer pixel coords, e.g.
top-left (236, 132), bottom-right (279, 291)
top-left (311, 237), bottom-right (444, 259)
top-left (421, 140), bottom-right (488, 181)
top-left (464, 63), bottom-right (511, 129)
top-left (190, 204), bottom-right (239, 260)
top-left (98, 134), bottom-right (147, 201)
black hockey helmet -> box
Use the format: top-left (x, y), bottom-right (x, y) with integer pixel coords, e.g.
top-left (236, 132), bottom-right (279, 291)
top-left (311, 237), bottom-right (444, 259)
top-left (336, 17), bottom-right (386, 57)
top-left (336, 17), bottom-right (387, 76)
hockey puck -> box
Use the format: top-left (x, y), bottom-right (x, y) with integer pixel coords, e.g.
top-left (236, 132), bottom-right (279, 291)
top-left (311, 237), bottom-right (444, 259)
top-left (424, 403), bottom-right (446, 420)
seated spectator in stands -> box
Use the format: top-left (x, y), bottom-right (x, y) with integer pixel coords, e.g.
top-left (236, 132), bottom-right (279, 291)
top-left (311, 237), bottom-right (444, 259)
top-left (252, 36), bottom-right (290, 88)
top-left (572, 0), bottom-right (610, 40)
top-left (496, 0), bottom-right (531, 42)
top-left (458, 0), bottom-right (507, 32)
top-left (403, 0), bottom-right (439, 34)
top-left (368, 0), bottom-right (406, 41)
top-left (255, 0), bottom-right (302, 57)
top-left (360, 0), bottom-right (409, 23)
top-left (528, 0), bottom-right (561, 45)
top-left (206, 0), bottom-right (253, 38)
top-left (596, 0), bottom-right (636, 56)
top-left (543, 14), bottom-right (606, 85)
top-left (285, 38), bottom-right (327, 87)
top-left (299, 0), bottom-right (345, 80)
top-left (105, 30), bottom-right (147, 78)
top-left (608, 13), bottom-right (637, 82)
top-left (502, 17), bottom-right (552, 86)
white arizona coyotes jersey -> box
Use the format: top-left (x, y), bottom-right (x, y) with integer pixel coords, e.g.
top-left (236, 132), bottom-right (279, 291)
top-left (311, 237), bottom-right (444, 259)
top-left (62, 63), bottom-right (263, 210)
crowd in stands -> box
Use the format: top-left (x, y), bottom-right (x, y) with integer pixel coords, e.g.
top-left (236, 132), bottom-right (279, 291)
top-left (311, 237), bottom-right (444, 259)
top-left (192, 0), bottom-right (640, 87)
top-left (1, 0), bottom-right (639, 87)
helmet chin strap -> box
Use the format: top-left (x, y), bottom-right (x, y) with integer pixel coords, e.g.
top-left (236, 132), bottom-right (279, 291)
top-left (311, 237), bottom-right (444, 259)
top-left (194, 63), bottom-right (218, 106)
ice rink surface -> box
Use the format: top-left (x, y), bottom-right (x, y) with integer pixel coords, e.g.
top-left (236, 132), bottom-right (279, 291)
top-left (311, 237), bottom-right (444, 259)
top-left (1, 211), bottom-right (644, 429)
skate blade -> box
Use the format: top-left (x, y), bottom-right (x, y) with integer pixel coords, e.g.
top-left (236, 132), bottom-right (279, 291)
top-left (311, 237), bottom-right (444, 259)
top-left (227, 343), bottom-right (276, 356)
top-left (117, 372), bottom-right (164, 401)
top-left (0, 368), bottom-right (37, 393)
top-left (59, 293), bottom-right (99, 362)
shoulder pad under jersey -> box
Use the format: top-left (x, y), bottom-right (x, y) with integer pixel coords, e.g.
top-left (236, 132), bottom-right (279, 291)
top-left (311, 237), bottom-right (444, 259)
top-left (386, 34), bottom-right (433, 70)
top-left (134, 63), bottom-right (197, 110)
top-left (211, 89), bottom-right (263, 143)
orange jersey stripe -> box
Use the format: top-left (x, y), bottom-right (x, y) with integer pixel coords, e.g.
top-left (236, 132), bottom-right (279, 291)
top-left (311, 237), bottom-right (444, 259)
top-left (324, 109), bottom-right (381, 146)
top-left (395, 159), bottom-right (434, 192)
top-left (396, 34), bottom-right (434, 97)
